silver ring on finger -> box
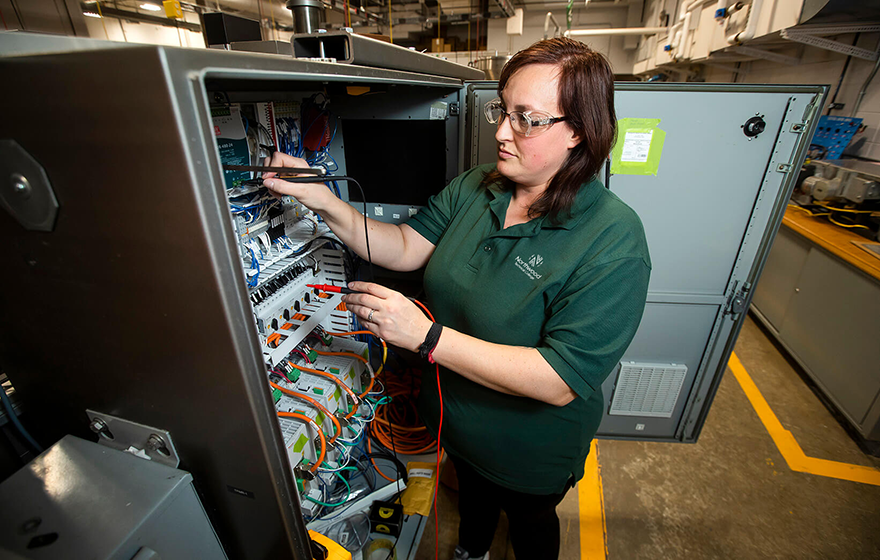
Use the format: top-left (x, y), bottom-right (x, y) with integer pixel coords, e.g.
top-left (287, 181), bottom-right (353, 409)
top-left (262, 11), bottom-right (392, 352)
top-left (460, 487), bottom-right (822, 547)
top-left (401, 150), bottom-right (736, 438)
top-left (368, 309), bottom-right (375, 322)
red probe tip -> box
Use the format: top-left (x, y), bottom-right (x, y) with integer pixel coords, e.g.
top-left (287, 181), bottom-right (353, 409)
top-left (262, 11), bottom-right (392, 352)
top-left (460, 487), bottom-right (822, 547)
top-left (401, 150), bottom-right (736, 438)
top-left (307, 284), bottom-right (344, 293)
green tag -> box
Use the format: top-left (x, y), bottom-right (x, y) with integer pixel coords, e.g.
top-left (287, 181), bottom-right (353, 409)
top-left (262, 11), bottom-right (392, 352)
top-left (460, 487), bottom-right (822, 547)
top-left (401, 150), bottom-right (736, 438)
top-left (316, 411), bottom-right (326, 425)
top-left (329, 367), bottom-right (340, 375)
top-left (313, 387), bottom-right (324, 395)
top-left (293, 434), bottom-right (309, 453)
top-left (610, 118), bottom-right (666, 176)
top-left (334, 387), bottom-right (342, 402)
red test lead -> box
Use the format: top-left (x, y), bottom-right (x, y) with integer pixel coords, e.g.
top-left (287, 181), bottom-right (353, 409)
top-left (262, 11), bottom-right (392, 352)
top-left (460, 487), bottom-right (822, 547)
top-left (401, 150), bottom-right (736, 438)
top-left (306, 283), bottom-right (357, 294)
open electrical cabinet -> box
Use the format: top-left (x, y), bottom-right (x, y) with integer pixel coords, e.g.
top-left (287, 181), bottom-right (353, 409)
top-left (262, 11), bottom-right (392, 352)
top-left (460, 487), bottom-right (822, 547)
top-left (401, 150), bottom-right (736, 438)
top-left (0, 35), bottom-right (824, 559)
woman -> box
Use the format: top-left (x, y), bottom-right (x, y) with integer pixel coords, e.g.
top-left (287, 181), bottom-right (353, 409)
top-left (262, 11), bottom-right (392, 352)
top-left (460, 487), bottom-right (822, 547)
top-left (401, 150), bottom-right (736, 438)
top-left (264, 38), bottom-right (650, 560)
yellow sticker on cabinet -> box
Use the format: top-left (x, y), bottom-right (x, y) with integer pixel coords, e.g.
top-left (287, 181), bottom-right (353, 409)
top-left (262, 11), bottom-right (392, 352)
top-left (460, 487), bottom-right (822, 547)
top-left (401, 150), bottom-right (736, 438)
top-left (611, 118), bottom-right (666, 176)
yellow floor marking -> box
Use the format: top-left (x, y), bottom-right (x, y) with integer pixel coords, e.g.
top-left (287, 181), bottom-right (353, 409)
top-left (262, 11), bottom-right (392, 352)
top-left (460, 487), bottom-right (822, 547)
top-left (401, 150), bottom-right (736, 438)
top-left (730, 351), bottom-right (880, 487)
top-left (579, 439), bottom-right (607, 559)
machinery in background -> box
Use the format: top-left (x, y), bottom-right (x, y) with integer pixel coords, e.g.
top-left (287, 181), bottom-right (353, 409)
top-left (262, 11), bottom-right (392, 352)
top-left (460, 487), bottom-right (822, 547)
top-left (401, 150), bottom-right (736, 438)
top-left (807, 115), bottom-right (863, 161)
top-left (792, 159), bottom-right (880, 240)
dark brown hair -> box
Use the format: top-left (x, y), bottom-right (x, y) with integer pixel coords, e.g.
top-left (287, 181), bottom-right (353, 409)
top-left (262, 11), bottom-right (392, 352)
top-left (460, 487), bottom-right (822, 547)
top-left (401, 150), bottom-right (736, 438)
top-left (482, 37), bottom-right (616, 222)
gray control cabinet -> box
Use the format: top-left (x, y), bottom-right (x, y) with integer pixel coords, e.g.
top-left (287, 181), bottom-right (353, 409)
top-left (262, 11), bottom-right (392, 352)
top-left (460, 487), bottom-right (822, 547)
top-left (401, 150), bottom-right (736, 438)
top-left (0, 34), bottom-right (824, 559)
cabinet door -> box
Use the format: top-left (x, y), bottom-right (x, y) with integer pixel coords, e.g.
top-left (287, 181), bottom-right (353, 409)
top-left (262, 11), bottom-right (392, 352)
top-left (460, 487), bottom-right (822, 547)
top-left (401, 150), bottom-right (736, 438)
top-left (780, 248), bottom-right (880, 428)
top-left (751, 227), bottom-right (811, 331)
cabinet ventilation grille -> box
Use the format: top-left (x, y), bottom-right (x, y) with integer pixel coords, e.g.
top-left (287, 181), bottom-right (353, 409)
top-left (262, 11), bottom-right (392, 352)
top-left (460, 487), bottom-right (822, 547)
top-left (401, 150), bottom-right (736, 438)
top-left (609, 363), bottom-right (688, 418)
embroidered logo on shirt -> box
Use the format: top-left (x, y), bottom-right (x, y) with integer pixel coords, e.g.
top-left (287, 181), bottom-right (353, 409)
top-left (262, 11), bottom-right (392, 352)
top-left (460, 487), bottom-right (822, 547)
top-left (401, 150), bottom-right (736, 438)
top-left (515, 255), bottom-right (543, 280)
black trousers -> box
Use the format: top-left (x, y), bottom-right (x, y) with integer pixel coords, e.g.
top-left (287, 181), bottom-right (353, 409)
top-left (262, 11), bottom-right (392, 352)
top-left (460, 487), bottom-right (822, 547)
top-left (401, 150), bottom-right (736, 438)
top-left (450, 454), bottom-right (573, 560)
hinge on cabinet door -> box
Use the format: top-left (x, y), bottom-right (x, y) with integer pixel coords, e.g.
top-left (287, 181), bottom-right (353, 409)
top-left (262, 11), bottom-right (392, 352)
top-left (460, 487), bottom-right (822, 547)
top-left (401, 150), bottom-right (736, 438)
top-left (724, 281), bottom-right (752, 317)
top-left (776, 163), bottom-right (793, 173)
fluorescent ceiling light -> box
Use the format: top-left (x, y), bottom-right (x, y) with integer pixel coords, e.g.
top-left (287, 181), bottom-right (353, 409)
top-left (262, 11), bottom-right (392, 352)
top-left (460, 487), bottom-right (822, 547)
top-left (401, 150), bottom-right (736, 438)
top-left (83, 11), bottom-right (102, 18)
top-left (140, 3), bottom-right (162, 10)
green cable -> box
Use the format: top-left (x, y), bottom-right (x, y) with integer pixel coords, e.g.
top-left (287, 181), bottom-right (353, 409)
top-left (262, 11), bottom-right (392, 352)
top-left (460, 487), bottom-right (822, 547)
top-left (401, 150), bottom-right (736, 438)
top-left (305, 469), bottom-right (352, 507)
top-left (320, 462), bottom-right (358, 471)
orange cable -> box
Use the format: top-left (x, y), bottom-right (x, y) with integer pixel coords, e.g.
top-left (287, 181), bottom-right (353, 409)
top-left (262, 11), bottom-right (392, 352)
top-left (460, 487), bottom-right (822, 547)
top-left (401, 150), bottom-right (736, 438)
top-left (370, 368), bottom-right (436, 453)
top-left (366, 434), bottom-right (397, 483)
top-left (314, 349), bottom-right (367, 364)
top-left (313, 349), bottom-right (377, 398)
top-left (288, 361), bottom-right (359, 419)
top-left (277, 412), bottom-right (326, 472)
top-left (270, 381), bottom-right (341, 443)
top-left (323, 330), bottom-right (385, 389)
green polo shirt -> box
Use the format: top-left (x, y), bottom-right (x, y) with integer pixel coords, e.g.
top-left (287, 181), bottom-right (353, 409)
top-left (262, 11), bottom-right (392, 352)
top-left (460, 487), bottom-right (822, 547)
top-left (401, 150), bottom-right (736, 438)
top-left (406, 164), bottom-right (651, 494)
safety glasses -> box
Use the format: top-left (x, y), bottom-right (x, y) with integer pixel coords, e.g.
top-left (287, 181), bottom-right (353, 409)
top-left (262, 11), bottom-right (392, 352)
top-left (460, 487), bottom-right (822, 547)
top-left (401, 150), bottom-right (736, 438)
top-left (484, 97), bottom-right (568, 137)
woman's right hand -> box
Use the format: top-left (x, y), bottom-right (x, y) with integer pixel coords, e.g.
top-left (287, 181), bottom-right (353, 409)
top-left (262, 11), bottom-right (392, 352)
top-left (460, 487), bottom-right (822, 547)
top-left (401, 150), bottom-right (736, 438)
top-left (261, 152), bottom-right (337, 213)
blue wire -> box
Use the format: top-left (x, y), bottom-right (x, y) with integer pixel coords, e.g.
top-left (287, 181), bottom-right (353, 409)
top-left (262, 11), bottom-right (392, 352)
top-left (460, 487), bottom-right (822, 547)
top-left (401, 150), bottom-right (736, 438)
top-left (246, 247), bottom-right (260, 287)
top-left (0, 381), bottom-right (42, 453)
top-left (327, 119), bottom-right (338, 145)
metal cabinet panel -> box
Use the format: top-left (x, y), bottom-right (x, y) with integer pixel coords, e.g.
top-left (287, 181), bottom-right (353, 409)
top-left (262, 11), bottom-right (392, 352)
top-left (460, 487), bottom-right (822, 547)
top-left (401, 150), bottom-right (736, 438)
top-left (466, 81), bottom-right (502, 168)
top-left (611, 90), bottom-right (798, 297)
top-left (598, 302), bottom-right (719, 438)
top-left (750, 226), bottom-right (811, 330)
top-left (779, 248), bottom-right (880, 425)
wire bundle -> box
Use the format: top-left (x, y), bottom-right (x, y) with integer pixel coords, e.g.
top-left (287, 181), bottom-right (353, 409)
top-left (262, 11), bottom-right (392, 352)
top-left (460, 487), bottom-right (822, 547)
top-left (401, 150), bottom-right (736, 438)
top-left (276, 116), bottom-right (301, 156)
top-left (369, 368), bottom-right (436, 455)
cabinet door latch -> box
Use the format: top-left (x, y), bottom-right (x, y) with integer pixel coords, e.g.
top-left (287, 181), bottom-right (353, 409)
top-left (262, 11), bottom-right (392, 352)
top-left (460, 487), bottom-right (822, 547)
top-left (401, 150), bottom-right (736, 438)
top-left (725, 281), bottom-right (752, 317)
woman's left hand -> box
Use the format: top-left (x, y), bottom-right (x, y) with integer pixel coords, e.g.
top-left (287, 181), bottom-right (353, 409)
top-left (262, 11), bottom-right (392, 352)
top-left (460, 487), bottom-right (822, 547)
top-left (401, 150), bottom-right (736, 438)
top-left (342, 282), bottom-right (433, 352)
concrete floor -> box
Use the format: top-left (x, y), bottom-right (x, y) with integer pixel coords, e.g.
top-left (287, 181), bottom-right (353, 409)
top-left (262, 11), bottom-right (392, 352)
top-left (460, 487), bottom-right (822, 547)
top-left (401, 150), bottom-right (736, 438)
top-left (415, 314), bottom-right (880, 559)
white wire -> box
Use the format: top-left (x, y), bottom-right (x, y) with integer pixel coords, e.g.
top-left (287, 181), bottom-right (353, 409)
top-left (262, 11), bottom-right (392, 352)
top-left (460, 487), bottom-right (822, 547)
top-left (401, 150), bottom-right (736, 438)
top-left (368, 376), bottom-right (385, 396)
top-left (318, 441), bottom-right (353, 472)
top-left (355, 399), bottom-right (376, 423)
top-left (336, 419), bottom-right (366, 445)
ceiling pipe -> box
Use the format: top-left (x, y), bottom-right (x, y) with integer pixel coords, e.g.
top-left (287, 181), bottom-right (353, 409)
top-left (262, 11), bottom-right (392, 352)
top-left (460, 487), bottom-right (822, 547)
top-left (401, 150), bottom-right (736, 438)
top-left (565, 26), bottom-right (667, 36)
top-left (544, 12), bottom-right (560, 39)
top-left (727, 0), bottom-right (764, 44)
top-left (522, 2), bottom-right (630, 9)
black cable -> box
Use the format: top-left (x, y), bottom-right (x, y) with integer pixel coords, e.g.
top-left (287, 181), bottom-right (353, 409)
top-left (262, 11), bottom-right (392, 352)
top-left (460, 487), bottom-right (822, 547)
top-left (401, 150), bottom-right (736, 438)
top-left (827, 33), bottom-right (861, 115)
top-left (351, 456), bottom-right (375, 491)
top-left (385, 361), bottom-right (403, 515)
top-left (360, 448), bottom-right (408, 484)
top-left (274, 176), bottom-right (374, 282)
